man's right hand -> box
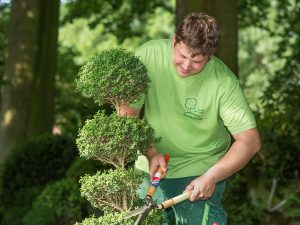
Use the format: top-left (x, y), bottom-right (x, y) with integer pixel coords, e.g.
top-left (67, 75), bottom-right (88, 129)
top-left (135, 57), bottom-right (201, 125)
top-left (148, 148), bottom-right (168, 180)
top-left (117, 105), bottom-right (140, 118)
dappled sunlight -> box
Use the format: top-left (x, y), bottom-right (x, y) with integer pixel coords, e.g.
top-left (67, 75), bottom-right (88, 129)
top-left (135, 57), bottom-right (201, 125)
top-left (26, 10), bottom-right (34, 18)
top-left (3, 109), bottom-right (15, 127)
top-left (13, 62), bottom-right (32, 85)
top-left (20, 1), bottom-right (36, 19)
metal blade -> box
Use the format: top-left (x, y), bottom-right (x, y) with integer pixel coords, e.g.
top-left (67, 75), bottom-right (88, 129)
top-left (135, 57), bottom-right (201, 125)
top-left (134, 205), bottom-right (153, 225)
top-left (134, 210), bottom-right (148, 225)
top-left (124, 205), bottom-right (148, 219)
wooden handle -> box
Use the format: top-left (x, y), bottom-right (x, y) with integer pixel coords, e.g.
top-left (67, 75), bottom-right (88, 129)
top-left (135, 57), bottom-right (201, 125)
top-left (158, 191), bottom-right (191, 209)
top-left (146, 154), bottom-right (169, 198)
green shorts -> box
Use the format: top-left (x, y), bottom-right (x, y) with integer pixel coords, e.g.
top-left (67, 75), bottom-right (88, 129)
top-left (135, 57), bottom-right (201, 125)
top-left (138, 176), bottom-right (227, 225)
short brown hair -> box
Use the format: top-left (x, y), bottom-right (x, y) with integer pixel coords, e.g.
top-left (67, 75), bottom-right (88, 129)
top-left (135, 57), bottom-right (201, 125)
top-left (175, 12), bottom-right (220, 57)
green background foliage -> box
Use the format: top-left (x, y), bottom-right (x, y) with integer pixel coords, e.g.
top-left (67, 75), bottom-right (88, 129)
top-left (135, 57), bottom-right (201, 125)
top-left (0, 134), bottom-right (77, 206)
top-left (23, 178), bottom-right (84, 225)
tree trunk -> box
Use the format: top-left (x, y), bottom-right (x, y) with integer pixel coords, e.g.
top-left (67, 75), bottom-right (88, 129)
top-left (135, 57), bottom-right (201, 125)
top-left (0, 0), bottom-right (59, 163)
top-left (175, 0), bottom-right (238, 75)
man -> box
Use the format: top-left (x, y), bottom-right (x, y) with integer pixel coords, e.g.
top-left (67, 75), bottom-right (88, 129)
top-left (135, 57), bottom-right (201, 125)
top-left (119, 13), bottom-right (261, 225)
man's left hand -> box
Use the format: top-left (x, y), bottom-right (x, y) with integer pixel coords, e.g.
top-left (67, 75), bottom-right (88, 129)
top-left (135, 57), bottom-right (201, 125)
top-left (184, 175), bottom-right (216, 201)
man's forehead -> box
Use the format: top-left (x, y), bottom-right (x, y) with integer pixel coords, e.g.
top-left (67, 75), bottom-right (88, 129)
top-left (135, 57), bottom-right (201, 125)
top-left (177, 42), bottom-right (205, 59)
top-left (185, 47), bottom-right (206, 60)
top-left (191, 53), bottom-right (206, 60)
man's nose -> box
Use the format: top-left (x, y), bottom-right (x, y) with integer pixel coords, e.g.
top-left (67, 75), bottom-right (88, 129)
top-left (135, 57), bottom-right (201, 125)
top-left (182, 60), bottom-right (191, 70)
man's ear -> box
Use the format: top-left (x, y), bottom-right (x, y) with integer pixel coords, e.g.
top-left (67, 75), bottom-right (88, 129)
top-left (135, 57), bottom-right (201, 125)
top-left (172, 36), bottom-right (176, 47)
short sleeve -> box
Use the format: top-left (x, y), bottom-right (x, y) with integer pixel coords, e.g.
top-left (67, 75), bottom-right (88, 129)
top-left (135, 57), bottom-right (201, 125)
top-left (219, 81), bottom-right (257, 134)
top-left (127, 45), bottom-right (149, 109)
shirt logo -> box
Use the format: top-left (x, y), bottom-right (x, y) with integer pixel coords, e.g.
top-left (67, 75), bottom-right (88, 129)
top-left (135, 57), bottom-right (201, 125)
top-left (184, 98), bottom-right (205, 120)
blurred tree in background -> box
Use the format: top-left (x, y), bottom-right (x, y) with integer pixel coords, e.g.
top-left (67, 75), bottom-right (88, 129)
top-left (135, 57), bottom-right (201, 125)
top-left (0, 0), bottom-right (59, 163)
top-left (0, 3), bottom-right (10, 92)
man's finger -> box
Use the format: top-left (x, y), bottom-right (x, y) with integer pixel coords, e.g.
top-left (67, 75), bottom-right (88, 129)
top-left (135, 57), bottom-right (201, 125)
top-left (190, 190), bottom-right (197, 201)
top-left (184, 184), bottom-right (193, 192)
top-left (149, 166), bottom-right (157, 180)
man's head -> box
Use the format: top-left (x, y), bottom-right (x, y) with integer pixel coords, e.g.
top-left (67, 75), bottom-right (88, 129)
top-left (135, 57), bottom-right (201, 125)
top-left (173, 13), bottom-right (220, 77)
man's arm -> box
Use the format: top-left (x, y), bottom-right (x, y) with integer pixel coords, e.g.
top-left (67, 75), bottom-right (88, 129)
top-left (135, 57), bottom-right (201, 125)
top-left (185, 127), bottom-right (261, 201)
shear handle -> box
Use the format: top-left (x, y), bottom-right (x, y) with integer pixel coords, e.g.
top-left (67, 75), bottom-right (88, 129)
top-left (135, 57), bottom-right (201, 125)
top-left (146, 154), bottom-right (169, 199)
top-left (158, 191), bottom-right (191, 209)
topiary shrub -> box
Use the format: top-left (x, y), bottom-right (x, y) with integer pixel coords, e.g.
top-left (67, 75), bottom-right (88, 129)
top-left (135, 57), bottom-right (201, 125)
top-left (77, 111), bottom-right (157, 169)
top-left (75, 48), bottom-right (166, 224)
top-left (76, 48), bottom-right (149, 109)
top-left (23, 178), bottom-right (85, 225)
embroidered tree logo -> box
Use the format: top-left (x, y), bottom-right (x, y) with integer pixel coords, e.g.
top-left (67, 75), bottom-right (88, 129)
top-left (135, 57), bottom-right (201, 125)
top-left (75, 49), bottom-right (166, 224)
top-left (184, 97), bottom-right (204, 120)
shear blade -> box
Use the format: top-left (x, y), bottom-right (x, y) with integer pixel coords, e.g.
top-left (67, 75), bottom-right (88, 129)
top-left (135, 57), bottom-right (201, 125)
top-left (134, 205), bottom-right (153, 225)
top-left (124, 205), bottom-right (148, 219)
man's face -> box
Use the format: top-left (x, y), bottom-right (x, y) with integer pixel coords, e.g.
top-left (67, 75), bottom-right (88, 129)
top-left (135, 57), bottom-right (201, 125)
top-left (172, 40), bottom-right (209, 77)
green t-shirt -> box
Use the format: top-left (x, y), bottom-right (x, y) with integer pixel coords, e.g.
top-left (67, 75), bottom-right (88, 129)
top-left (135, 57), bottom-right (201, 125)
top-left (132, 39), bottom-right (257, 178)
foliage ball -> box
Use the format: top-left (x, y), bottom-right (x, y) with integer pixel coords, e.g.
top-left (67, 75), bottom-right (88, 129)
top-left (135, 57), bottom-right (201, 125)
top-left (76, 111), bottom-right (157, 167)
top-left (75, 209), bottom-right (167, 225)
top-left (74, 212), bottom-right (133, 225)
top-left (76, 48), bottom-right (149, 108)
top-left (79, 168), bottom-right (143, 211)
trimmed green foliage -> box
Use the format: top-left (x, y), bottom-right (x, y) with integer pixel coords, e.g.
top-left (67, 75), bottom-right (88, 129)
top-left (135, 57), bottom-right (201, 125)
top-left (80, 168), bottom-right (143, 211)
top-left (75, 47), bottom-right (166, 224)
top-left (75, 209), bottom-right (167, 225)
top-left (76, 48), bottom-right (149, 108)
top-left (23, 178), bottom-right (85, 225)
top-left (76, 111), bottom-right (157, 168)
top-left (75, 213), bottom-right (131, 225)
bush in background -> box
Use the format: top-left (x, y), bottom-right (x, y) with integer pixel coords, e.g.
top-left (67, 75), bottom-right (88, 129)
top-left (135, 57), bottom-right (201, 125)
top-left (0, 134), bottom-right (77, 224)
top-left (23, 178), bottom-right (84, 225)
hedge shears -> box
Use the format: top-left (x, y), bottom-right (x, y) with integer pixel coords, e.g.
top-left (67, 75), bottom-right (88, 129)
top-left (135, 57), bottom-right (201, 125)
top-left (124, 154), bottom-right (192, 225)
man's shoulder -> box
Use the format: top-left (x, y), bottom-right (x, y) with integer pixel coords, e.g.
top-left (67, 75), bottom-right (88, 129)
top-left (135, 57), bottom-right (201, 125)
top-left (209, 56), bottom-right (239, 84)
